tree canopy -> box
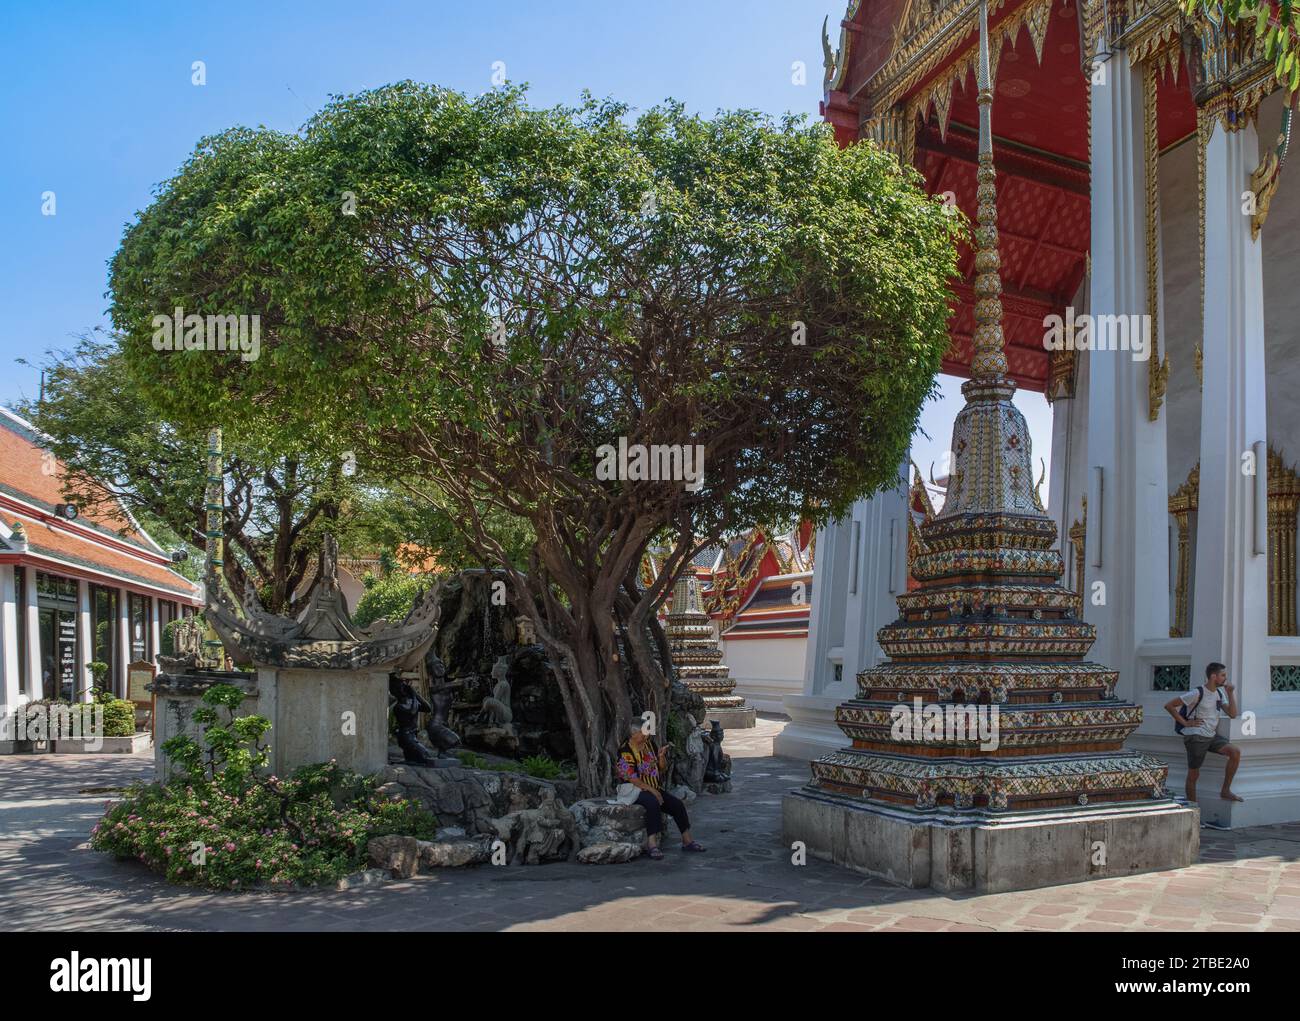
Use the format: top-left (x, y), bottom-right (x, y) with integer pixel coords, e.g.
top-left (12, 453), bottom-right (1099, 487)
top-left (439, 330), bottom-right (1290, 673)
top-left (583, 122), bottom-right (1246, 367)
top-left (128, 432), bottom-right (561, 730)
top-left (110, 83), bottom-right (962, 792)
top-left (21, 334), bottom-right (364, 613)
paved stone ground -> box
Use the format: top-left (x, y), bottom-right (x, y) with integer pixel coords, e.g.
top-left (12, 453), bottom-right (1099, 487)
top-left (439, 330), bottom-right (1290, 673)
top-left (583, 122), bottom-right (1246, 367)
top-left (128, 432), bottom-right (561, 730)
top-left (2, 717), bottom-right (1299, 931)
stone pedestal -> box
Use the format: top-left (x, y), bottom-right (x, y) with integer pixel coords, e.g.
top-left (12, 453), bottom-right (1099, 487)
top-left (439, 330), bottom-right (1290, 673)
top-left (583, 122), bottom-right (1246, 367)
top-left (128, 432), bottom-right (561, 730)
top-left (154, 666), bottom-right (390, 779)
top-left (784, 788), bottom-right (1199, 893)
top-left (258, 666), bottom-right (390, 777)
top-left (704, 705), bottom-right (757, 729)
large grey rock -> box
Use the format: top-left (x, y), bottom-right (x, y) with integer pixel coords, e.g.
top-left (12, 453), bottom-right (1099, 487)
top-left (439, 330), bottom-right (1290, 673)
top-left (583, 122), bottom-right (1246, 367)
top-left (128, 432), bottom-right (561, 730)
top-left (366, 835), bottom-right (419, 879)
top-left (336, 868), bottom-right (389, 891)
top-left (418, 836), bottom-right (493, 868)
top-left (488, 795), bottom-right (578, 864)
top-left (376, 763), bottom-right (560, 835)
top-left (569, 799), bottom-right (647, 848)
top-left (577, 841), bottom-right (641, 865)
top-left (553, 778), bottom-right (582, 805)
top-left (668, 785), bottom-right (697, 804)
top-left (672, 727), bottom-right (707, 794)
top-left (463, 722), bottom-right (519, 758)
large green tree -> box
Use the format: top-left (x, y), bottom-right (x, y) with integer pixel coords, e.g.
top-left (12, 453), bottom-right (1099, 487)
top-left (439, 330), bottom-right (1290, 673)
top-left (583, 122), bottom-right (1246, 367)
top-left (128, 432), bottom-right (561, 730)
top-left (20, 334), bottom-right (362, 613)
top-left (110, 84), bottom-right (960, 794)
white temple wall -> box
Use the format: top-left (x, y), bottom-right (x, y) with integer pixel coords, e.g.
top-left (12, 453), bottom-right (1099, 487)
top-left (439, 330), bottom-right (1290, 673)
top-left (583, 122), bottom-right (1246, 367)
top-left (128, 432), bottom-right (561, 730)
top-left (775, 474), bottom-right (908, 760)
top-left (1259, 92), bottom-right (1300, 474)
top-left (725, 637), bottom-right (808, 715)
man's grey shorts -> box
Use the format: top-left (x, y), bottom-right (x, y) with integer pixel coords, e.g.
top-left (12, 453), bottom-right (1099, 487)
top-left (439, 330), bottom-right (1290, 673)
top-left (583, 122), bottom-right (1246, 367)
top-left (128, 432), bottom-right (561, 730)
top-left (1184, 733), bottom-right (1229, 769)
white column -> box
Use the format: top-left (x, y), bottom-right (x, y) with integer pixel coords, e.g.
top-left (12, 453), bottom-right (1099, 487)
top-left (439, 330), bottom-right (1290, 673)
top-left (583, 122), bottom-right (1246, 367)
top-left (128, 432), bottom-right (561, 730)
top-left (776, 474), bottom-right (908, 761)
top-left (23, 567), bottom-right (42, 698)
top-left (149, 598), bottom-right (162, 662)
top-left (76, 579), bottom-right (92, 702)
top-left (118, 590), bottom-right (131, 699)
top-left (0, 565), bottom-right (19, 710)
top-left (1191, 117), bottom-right (1270, 709)
top-left (1048, 393), bottom-right (1074, 542)
top-left (1083, 47), bottom-right (1171, 693)
top-left (802, 517), bottom-right (848, 697)
top-left (844, 471), bottom-right (909, 681)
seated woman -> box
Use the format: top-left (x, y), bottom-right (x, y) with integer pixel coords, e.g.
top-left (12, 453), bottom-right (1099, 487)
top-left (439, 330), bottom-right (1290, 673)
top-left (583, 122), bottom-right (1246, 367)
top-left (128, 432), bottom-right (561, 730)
top-left (616, 722), bottom-right (706, 860)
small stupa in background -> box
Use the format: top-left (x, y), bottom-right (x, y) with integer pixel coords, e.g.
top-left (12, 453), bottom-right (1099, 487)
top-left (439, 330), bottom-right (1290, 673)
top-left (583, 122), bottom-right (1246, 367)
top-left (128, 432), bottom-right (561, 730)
top-left (666, 570), bottom-right (756, 729)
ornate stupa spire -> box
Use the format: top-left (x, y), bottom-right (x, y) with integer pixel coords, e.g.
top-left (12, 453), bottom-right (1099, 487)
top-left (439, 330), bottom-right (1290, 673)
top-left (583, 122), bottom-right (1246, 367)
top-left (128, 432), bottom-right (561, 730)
top-left (666, 568), bottom-right (746, 715)
top-left (970, 0), bottom-right (1008, 383)
top-left (784, 0), bottom-right (1185, 873)
top-left (940, 0), bottom-right (1038, 519)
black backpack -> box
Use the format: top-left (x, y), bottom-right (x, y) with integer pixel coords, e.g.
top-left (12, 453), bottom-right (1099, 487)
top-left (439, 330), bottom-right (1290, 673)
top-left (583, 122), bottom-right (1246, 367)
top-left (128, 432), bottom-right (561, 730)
top-left (1174, 686), bottom-right (1225, 734)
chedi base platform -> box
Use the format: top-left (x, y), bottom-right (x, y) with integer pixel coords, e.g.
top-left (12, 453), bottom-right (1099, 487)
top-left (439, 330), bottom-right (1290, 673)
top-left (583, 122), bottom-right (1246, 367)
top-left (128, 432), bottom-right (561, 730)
top-left (705, 706), bottom-right (757, 729)
top-left (783, 788), bottom-right (1199, 893)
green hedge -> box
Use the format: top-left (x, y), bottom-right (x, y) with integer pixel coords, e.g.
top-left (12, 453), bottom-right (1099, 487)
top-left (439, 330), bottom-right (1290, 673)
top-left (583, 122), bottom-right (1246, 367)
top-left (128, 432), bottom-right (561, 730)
top-left (91, 761), bottom-right (439, 890)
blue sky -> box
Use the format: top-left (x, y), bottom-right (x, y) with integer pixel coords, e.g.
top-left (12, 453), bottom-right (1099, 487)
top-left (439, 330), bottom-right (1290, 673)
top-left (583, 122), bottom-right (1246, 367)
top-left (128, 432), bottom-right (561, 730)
top-left (0, 0), bottom-right (1051, 497)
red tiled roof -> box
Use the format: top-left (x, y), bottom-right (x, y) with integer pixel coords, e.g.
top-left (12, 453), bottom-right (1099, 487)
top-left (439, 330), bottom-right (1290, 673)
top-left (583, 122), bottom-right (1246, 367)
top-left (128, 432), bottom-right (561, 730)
top-left (0, 411), bottom-right (200, 601)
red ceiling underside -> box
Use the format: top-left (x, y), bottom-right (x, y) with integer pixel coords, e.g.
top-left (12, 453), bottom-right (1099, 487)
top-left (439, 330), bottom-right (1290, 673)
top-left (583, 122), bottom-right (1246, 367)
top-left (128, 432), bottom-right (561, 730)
top-left (851, 0), bottom-right (1198, 390)
top-left (917, 123), bottom-right (1089, 391)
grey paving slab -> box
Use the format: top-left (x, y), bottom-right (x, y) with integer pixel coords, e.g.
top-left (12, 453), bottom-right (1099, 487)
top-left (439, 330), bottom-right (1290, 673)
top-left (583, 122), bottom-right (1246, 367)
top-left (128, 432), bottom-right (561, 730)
top-left (0, 717), bottom-right (1297, 931)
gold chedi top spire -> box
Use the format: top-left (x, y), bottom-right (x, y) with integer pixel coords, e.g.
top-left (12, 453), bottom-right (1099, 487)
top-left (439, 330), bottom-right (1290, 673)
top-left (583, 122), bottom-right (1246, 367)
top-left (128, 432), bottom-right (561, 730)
top-left (970, 0), bottom-right (1008, 383)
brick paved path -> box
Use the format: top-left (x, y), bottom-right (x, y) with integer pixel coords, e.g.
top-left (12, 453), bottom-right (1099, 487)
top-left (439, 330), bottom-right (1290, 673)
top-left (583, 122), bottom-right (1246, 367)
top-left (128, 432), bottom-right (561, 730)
top-left (2, 718), bottom-right (1298, 931)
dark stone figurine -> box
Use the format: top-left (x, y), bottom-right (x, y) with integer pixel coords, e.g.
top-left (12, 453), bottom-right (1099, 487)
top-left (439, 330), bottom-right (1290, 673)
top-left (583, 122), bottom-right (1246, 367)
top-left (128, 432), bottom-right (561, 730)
top-left (425, 686), bottom-right (462, 754)
top-left (703, 720), bottom-right (730, 783)
top-left (389, 674), bottom-right (439, 766)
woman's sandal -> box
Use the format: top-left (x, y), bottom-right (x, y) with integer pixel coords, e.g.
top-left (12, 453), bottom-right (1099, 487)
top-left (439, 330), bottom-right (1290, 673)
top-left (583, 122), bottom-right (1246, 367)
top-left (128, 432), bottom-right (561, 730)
top-left (646, 846), bottom-right (665, 860)
top-left (681, 841), bottom-right (707, 853)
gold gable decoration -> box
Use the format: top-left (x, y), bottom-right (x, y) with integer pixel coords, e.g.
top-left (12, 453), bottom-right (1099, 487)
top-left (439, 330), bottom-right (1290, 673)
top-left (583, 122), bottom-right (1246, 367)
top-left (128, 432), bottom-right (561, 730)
top-left (1167, 463), bottom-right (1198, 638)
top-left (884, 0), bottom-right (1060, 143)
top-left (1167, 451), bottom-right (1300, 638)
top-left (822, 0), bottom-right (864, 94)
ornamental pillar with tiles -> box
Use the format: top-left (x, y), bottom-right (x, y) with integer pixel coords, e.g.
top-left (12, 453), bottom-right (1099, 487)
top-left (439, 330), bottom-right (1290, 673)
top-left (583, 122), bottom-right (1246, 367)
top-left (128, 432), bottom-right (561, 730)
top-left (784, 0), bottom-right (1197, 892)
top-left (667, 571), bottom-right (756, 729)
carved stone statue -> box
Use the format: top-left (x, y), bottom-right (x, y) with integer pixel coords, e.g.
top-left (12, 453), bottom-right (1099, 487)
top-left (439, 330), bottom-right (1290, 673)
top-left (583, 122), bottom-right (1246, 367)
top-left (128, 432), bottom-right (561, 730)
top-left (389, 674), bottom-right (439, 766)
top-left (703, 720), bottom-right (730, 783)
top-left (205, 533), bottom-right (440, 671)
top-left (515, 613), bottom-right (538, 647)
top-left (158, 617), bottom-right (206, 674)
top-left (425, 686), bottom-right (462, 754)
top-left (480, 655), bottom-right (513, 725)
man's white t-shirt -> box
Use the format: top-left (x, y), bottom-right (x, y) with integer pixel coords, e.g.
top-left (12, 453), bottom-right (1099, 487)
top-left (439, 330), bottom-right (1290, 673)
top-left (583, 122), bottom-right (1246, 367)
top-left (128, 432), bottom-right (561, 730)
top-left (1180, 686), bottom-right (1226, 738)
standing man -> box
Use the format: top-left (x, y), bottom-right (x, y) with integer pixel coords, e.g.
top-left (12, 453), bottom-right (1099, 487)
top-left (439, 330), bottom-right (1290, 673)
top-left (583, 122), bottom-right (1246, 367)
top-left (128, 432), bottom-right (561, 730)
top-left (1163, 662), bottom-right (1243, 804)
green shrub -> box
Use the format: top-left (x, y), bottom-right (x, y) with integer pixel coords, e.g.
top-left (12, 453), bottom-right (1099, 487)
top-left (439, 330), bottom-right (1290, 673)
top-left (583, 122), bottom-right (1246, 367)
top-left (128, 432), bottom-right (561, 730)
top-left (160, 683), bottom-right (269, 791)
top-left (98, 699), bottom-right (136, 737)
top-left (90, 761), bottom-right (438, 890)
top-left (454, 749), bottom-right (575, 781)
top-left (353, 572), bottom-right (431, 629)
top-left (521, 755), bottom-right (564, 780)
top-left (14, 696), bottom-right (135, 738)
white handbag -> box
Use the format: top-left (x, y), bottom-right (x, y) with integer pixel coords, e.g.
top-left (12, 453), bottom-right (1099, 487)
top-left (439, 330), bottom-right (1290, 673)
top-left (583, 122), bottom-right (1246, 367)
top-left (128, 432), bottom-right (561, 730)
top-left (612, 783), bottom-right (639, 805)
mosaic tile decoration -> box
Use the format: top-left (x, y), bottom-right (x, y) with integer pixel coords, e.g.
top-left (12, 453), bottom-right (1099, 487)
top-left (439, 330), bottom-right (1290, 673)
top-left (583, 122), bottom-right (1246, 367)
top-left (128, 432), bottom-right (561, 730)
top-left (796, 19), bottom-right (1176, 817)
